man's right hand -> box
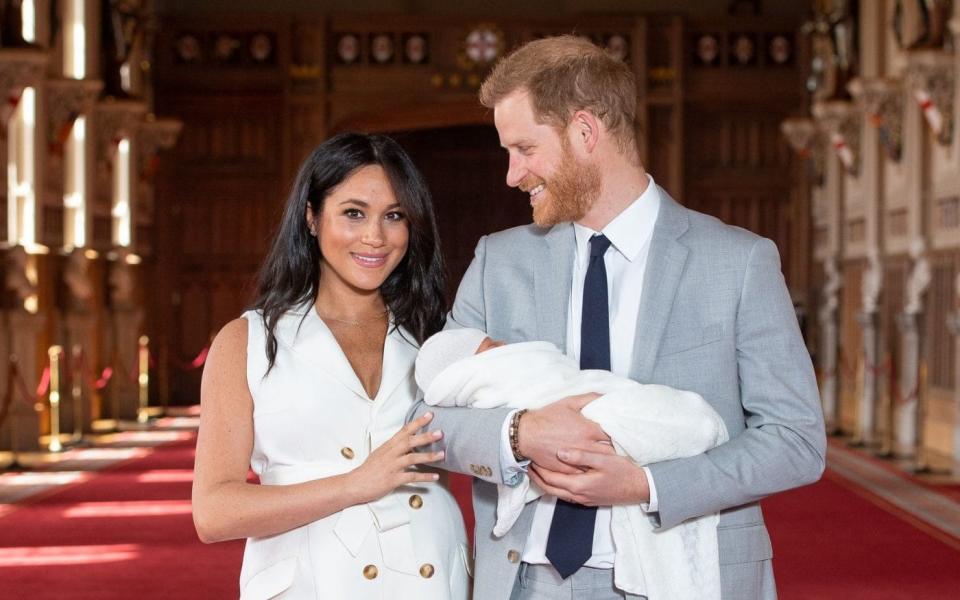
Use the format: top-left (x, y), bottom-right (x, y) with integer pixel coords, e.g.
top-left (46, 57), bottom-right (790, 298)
top-left (517, 393), bottom-right (614, 474)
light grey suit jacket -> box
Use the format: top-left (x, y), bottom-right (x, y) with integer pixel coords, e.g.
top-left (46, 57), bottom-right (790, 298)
top-left (411, 189), bottom-right (826, 600)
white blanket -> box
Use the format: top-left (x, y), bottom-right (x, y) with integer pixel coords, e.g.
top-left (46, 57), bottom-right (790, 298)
top-left (421, 341), bottom-right (728, 600)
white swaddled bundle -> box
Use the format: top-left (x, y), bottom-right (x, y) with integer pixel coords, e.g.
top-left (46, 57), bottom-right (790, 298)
top-left (415, 329), bottom-right (729, 600)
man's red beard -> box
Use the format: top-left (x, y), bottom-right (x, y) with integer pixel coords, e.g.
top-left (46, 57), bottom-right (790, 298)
top-left (521, 140), bottom-right (602, 228)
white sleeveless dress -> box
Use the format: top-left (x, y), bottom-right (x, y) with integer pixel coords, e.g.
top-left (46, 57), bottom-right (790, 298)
top-left (239, 306), bottom-right (470, 599)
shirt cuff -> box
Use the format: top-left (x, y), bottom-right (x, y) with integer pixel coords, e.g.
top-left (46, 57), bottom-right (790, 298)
top-left (640, 466), bottom-right (659, 513)
top-left (499, 409), bottom-right (530, 487)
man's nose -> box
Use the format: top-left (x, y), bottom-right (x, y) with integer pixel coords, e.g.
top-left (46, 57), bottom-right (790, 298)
top-left (505, 155), bottom-right (525, 188)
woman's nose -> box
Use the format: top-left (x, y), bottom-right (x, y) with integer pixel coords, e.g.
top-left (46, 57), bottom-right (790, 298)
top-left (362, 221), bottom-right (385, 246)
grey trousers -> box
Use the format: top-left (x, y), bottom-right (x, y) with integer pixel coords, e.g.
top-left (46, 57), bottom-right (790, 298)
top-left (509, 563), bottom-right (646, 600)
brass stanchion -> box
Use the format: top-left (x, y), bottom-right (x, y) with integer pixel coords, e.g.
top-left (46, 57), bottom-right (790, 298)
top-left (70, 345), bottom-right (86, 444)
top-left (911, 359), bottom-right (944, 474)
top-left (136, 336), bottom-right (150, 424)
top-left (47, 346), bottom-right (63, 453)
top-left (159, 344), bottom-right (169, 418)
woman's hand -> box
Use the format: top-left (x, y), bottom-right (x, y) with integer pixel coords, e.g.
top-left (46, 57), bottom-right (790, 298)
top-left (347, 412), bottom-right (445, 504)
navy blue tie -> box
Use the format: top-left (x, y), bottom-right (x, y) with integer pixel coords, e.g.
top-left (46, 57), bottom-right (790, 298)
top-left (545, 233), bottom-right (611, 578)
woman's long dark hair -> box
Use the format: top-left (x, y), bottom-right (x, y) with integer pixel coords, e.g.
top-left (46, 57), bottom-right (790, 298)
top-left (252, 133), bottom-right (446, 370)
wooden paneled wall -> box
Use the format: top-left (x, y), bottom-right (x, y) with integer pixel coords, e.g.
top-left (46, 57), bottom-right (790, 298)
top-left (152, 12), bottom-right (806, 404)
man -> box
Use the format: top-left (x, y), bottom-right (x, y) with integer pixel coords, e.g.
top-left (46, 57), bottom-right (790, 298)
top-left (411, 35), bottom-right (825, 600)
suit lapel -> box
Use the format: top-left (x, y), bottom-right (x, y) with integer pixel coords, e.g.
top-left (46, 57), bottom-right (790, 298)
top-left (534, 224), bottom-right (574, 349)
top-left (630, 189), bottom-right (690, 382)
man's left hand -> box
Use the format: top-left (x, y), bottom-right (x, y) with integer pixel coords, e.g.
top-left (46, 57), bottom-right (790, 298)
top-left (528, 448), bottom-right (650, 506)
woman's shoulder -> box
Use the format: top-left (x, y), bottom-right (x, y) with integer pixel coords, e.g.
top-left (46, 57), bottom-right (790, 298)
top-left (210, 318), bottom-right (250, 362)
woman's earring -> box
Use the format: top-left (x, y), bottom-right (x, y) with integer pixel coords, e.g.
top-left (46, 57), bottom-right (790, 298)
top-left (308, 224), bottom-right (317, 237)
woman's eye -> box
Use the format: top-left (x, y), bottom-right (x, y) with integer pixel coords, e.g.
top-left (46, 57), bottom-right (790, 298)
top-left (344, 208), bottom-right (363, 219)
top-left (385, 211), bottom-right (406, 221)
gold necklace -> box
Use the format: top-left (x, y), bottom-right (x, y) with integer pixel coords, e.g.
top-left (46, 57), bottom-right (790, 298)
top-left (316, 308), bottom-right (388, 327)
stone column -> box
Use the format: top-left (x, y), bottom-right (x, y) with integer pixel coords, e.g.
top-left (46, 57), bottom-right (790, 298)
top-left (819, 256), bottom-right (842, 432)
top-left (947, 272), bottom-right (960, 467)
top-left (108, 252), bottom-right (143, 422)
top-left (61, 248), bottom-right (99, 435)
top-left (896, 238), bottom-right (932, 456)
top-left (3, 247), bottom-right (46, 452)
top-left (855, 248), bottom-right (883, 444)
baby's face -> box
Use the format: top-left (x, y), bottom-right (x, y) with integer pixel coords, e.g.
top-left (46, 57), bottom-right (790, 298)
top-left (475, 337), bottom-right (506, 354)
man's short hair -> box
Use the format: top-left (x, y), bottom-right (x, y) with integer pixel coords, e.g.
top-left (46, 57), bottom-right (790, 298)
top-left (479, 35), bottom-right (639, 156)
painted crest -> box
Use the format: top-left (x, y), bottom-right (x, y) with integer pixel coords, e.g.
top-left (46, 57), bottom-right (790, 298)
top-left (250, 33), bottom-right (273, 63)
top-left (464, 25), bottom-right (504, 64)
top-left (404, 34), bottom-right (428, 64)
top-left (605, 34), bottom-right (628, 62)
top-left (371, 34), bottom-right (394, 64)
top-left (337, 34), bottom-right (361, 64)
top-left (175, 34), bottom-right (201, 64)
top-left (696, 34), bottom-right (719, 65)
top-left (768, 35), bottom-right (792, 65)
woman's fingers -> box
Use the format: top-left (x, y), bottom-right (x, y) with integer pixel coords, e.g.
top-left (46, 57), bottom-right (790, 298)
top-left (408, 429), bottom-right (443, 449)
top-left (406, 471), bottom-right (441, 484)
top-left (403, 411), bottom-right (433, 435)
top-left (403, 450), bottom-right (444, 467)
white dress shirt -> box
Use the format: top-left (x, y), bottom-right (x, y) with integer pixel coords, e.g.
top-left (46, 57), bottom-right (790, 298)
top-left (499, 175), bottom-right (662, 568)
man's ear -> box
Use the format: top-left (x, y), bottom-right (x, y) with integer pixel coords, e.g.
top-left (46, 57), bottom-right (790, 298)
top-left (570, 110), bottom-right (600, 153)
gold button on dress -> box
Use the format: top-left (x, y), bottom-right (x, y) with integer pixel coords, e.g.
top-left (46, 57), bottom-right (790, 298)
top-left (341, 447), bottom-right (355, 459)
top-left (419, 564), bottom-right (435, 578)
top-left (363, 565), bottom-right (378, 579)
top-left (409, 494), bottom-right (423, 509)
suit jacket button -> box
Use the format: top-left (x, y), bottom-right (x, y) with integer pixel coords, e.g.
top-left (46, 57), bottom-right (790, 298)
top-left (507, 550), bottom-right (520, 563)
top-left (363, 564), bottom-right (378, 579)
top-left (419, 563), bottom-right (435, 578)
top-left (409, 494), bottom-right (423, 509)
top-left (341, 447), bottom-right (355, 460)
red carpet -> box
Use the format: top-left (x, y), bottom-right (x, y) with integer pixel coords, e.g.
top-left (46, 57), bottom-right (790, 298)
top-left (0, 436), bottom-right (243, 599)
top-left (764, 471), bottom-right (960, 599)
top-left (2, 434), bottom-right (959, 598)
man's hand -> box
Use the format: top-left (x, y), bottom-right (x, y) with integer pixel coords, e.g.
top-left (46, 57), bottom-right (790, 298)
top-left (528, 448), bottom-right (650, 506)
top-left (517, 393), bottom-right (613, 474)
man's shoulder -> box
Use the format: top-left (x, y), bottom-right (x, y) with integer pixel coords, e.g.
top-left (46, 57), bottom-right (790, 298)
top-left (681, 205), bottom-right (768, 255)
top-left (483, 223), bottom-right (553, 252)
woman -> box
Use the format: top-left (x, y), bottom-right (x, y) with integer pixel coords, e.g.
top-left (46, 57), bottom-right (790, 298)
top-left (192, 133), bottom-right (470, 599)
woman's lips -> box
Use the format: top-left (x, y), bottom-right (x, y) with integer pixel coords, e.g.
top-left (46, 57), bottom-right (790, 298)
top-left (351, 253), bottom-right (389, 268)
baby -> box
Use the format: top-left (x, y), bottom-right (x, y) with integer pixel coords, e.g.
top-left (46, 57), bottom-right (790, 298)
top-left (415, 328), bottom-right (728, 600)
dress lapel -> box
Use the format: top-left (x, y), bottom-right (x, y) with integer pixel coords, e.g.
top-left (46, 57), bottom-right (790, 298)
top-left (534, 224), bottom-right (574, 349)
top-left (630, 189), bottom-right (690, 383)
top-left (275, 303), bottom-right (418, 402)
top-left (276, 304), bottom-right (370, 400)
top-left (374, 324), bottom-right (419, 403)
